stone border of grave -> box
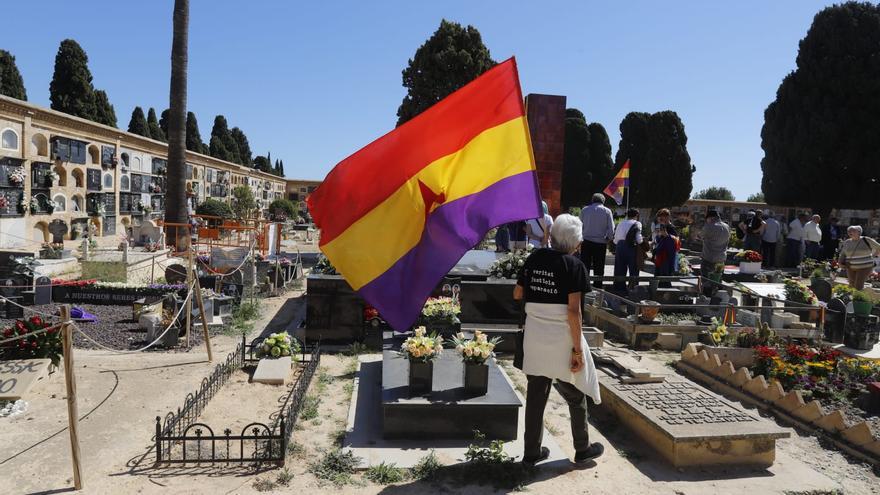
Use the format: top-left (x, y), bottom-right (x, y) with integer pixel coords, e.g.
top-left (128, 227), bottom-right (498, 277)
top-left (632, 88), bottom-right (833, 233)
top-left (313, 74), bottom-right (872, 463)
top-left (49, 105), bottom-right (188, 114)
top-left (676, 343), bottom-right (880, 467)
top-left (153, 336), bottom-right (320, 465)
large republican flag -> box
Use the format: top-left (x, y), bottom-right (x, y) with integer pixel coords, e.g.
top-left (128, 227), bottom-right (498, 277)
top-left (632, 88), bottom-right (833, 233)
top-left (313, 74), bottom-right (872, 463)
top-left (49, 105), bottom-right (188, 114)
top-left (307, 58), bottom-right (541, 330)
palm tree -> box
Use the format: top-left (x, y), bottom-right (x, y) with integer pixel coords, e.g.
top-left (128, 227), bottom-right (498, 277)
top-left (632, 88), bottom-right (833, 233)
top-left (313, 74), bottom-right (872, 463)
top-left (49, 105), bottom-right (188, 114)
top-left (164, 0), bottom-right (189, 249)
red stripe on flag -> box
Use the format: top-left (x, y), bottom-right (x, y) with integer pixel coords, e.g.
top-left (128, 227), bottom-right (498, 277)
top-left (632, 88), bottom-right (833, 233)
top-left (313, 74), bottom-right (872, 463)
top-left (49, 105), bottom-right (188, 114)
top-left (308, 58), bottom-right (526, 245)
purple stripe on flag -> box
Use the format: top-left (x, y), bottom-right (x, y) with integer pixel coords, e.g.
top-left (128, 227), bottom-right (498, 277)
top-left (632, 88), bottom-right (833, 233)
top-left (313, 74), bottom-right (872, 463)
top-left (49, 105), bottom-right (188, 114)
top-left (358, 170), bottom-right (541, 330)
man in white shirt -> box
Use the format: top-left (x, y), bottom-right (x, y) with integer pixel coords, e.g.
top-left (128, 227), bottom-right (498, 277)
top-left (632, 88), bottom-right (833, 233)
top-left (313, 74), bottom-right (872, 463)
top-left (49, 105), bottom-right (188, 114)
top-left (579, 193), bottom-right (615, 289)
top-left (803, 214), bottom-right (823, 260)
top-left (761, 212), bottom-right (781, 267)
top-left (612, 208), bottom-right (642, 292)
top-left (786, 213), bottom-right (808, 267)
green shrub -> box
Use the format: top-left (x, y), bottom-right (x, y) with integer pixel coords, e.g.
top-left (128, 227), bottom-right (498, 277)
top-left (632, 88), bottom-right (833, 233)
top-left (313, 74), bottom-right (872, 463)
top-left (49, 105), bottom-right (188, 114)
top-left (196, 198), bottom-right (232, 218)
top-left (268, 199), bottom-right (298, 220)
top-left (852, 290), bottom-right (874, 303)
top-left (309, 449), bottom-right (361, 485)
top-left (410, 451), bottom-right (441, 481)
top-left (365, 462), bottom-right (406, 484)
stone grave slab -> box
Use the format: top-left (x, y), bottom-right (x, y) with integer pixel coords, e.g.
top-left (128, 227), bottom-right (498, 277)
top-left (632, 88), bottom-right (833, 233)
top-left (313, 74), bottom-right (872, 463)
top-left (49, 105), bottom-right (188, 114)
top-left (382, 333), bottom-right (521, 440)
top-left (34, 276), bottom-right (52, 305)
top-left (598, 376), bottom-right (789, 467)
top-left (252, 358), bottom-right (292, 385)
top-left (0, 359), bottom-right (51, 400)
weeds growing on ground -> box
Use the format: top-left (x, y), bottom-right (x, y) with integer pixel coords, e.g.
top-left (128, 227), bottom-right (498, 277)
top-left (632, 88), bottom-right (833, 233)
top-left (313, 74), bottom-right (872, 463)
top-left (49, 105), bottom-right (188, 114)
top-left (287, 441), bottom-right (305, 458)
top-left (223, 300), bottom-right (262, 336)
top-left (454, 430), bottom-right (530, 489)
top-left (309, 449), bottom-right (362, 485)
top-left (410, 451), bottom-right (441, 481)
top-left (300, 395), bottom-right (320, 421)
top-left (344, 342), bottom-right (370, 356)
top-left (365, 462), bottom-right (406, 484)
top-left (253, 477), bottom-right (276, 492)
top-left (275, 467), bottom-right (294, 485)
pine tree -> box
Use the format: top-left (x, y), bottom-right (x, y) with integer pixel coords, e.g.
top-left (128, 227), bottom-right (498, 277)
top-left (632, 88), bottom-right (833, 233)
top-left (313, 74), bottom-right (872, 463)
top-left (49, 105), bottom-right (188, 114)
top-left (147, 107), bottom-right (165, 142)
top-left (49, 39), bottom-right (97, 120)
top-left (0, 49), bottom-right (27, 101)
top-left (396, 20), bottom-right (495, 125)
top-left (93, 89), bottom-right (117, 127)
top-left (229, 127), bottom-right (252, 165)
top-left (127, 106), bottom-right (149, 137)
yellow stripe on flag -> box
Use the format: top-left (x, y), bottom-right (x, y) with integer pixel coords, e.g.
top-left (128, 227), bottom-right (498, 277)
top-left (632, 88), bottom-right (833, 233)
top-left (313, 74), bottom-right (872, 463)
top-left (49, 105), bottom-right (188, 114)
top-left (322, 116), bottom-right (533, 290)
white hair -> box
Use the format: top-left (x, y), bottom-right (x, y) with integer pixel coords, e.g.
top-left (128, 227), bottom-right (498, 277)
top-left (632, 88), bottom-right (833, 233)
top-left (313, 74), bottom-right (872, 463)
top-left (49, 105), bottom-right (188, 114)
top-left (848, 225), bottom-right (863, 235)
top-left (551, 214), bottom-right (583, 253)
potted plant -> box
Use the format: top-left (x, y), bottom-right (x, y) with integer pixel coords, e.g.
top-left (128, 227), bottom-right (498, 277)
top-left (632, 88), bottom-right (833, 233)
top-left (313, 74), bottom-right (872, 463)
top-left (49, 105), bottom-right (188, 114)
top-left (398, 326), bottom-right (443, 397)
top-left (852, 290), bottom-right (875, 316)
top-left (736, 250), bottom-right (763, 274)
top-left (451, 330), bottom-right (501, 396)
top-left (638, 300), bottom-right (661, 323)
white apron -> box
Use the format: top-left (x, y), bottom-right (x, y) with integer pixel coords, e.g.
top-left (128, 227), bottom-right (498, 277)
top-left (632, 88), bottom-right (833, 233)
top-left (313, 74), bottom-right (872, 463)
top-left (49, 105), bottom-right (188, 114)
top-left (522, 302), bottom-right (601, 404)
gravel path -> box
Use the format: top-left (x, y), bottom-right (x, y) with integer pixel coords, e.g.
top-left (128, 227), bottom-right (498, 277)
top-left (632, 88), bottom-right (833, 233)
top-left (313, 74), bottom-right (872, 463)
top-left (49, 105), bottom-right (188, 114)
top-left (0, 303), bottom-right (227, 352)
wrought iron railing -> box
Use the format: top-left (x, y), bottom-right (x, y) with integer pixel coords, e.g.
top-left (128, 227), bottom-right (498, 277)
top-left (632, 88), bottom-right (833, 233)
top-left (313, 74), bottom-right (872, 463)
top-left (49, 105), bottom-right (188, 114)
top-left (154, 336), bottom-right (320, 465)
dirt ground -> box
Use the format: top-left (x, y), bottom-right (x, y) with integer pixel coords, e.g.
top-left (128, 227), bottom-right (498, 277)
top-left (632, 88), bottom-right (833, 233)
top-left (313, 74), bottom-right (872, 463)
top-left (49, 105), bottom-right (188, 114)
top-left (2, 286), bottom-right (879, 494)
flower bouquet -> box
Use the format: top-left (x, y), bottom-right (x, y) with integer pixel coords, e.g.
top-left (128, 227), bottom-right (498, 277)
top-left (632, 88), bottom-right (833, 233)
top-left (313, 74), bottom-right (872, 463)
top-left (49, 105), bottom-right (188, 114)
top-left (487, 247), bottom-right (531, 279)
top-left (46, 169), bottom-right (60, 186)
top-left (419, 296), bottom-right (461, 334)
top-left (452, 330), bottom-right (501, 395)
top-left (8, 166), bottom-right (25, 186)
top-left (0, 316), bottom-right (62, 367)
top-left (736, 250), bottom-right (763, 274)
top-left (783, 279), bottom-right (818, 306)
top-left (398, 326), bottom-right (443, 396)
top-left (256, 331), bottom-right (300, 361)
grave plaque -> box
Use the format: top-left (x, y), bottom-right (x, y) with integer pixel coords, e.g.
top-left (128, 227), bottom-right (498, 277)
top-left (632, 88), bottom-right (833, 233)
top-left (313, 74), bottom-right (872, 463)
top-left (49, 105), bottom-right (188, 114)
top-left (0, 359), bottom-right (51, 400)
top-left (598, 377), bottom-right (789, 467)
top-left (34, 276), bottom-right (52, 305)
top-left (5, 297), bottom-right (24, 319)
top-left (48, 219), bottom-right (68, 244)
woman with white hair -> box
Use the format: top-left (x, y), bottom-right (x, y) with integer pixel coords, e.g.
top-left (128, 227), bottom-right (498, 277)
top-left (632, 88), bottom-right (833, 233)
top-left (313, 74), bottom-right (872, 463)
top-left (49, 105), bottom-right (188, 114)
top-left (513, 214), bottom-right (603, 467)
top-left (838, 225), bottom-right (880, 289)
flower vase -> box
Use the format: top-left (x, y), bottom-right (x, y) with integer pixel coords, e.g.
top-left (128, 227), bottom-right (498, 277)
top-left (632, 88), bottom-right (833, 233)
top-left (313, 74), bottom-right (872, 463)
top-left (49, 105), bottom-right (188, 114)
top-left (408, 360), bottom-right (433, 397)
top-left (463, 362), bottom-right (489, 396)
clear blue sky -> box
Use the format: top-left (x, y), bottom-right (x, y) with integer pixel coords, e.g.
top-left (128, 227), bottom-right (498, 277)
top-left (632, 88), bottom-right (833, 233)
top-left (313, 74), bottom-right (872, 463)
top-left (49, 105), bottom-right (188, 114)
top-left (2, 0), bottom-right (838, 200)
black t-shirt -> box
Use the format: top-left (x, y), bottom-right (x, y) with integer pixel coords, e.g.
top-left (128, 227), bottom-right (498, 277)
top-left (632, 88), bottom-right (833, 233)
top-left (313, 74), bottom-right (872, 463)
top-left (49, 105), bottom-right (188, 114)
top-left (516, 248), bottom-right (588, 305)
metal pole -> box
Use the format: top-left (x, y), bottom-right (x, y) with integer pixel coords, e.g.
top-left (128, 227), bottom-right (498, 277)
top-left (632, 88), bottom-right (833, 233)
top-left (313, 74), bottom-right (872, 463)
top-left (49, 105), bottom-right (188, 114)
top-left (185, 240), bottom-right (193, 348)
top-left (61, 305), bottom-right (83, 490)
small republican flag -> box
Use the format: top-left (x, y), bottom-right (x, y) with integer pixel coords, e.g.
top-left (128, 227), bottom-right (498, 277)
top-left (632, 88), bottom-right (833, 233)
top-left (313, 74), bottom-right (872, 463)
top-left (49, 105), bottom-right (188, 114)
top-left (603, 159), bottom-right (630, 206)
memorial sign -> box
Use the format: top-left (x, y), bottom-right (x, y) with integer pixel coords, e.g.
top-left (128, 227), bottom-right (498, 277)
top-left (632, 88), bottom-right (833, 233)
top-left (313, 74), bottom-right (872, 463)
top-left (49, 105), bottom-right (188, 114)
top-left (48, 220), bottom-right (68, 244)
top-left (0, 359), bottom-right (51, 400)
top-left (34, 276), bottom-right (52, 305)
top-left (598, 376), bottom-right (789, 467)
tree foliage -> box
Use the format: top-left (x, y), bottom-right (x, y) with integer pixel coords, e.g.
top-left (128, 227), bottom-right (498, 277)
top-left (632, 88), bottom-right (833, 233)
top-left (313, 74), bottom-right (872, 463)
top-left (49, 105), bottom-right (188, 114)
top-left (268, 198), bottom-right (297, 221)
top-left (693, 186), bottom-right (735, 201)
top-left (253, 154), bottom-right (272, 173)
top-left (274, 159), bottom-right (285, 177)
top-left (209, 115), bottom-right (241, 163)
top-left (196, 198), bottom-right (232, 218)
top-left (127, 106), bottom-right (149, 137)
top-left (0, 49), bottom-right (27, 101)
top-left (231, 185), bottom-right (258, 219)
top-left (185, 111), bottom-right (207, 153)
top-left (147, 107), bottom-right (165, 142)
top-left (49, 39), bottom-right (97, 120)
top-left (230, 127), bottom-right (252, 165)
top-left (614, 111), bottom-right (694, 208)
top-left (159, 108), bottom-right (170, 138)
top-left (561, 108), bottom-right (615, 208)
top-left (747, 192), bottom-right (765, 203)
top-left (761, 2), bottom-right (880, 210)
top-left (396, 19), bottom-right (495, 126)
top-left (93, 90), bottom-right (117, 127)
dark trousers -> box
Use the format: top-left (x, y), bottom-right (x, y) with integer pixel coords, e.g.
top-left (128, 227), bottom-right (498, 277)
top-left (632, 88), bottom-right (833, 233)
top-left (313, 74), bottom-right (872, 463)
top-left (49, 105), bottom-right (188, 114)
top-left (786, 238), bottom-right (803, 267)
top-left (822, 239), bottom-right (839, 261)
top-left (524, 375), bottom-right (590, 459)
top-left (761, 241), bottom-right (777, 268)
top-left (613, 240), bottom-right (638, 291)
top-left (580, 240), bottom-right (607, 289)
top-left (805, 241), bottom-right (821, 260)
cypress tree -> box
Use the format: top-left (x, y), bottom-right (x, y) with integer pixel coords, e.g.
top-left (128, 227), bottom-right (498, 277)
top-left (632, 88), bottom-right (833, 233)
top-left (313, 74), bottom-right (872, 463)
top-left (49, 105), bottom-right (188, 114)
top-left (0, 49), bottom-right (27, 101)
top-left (128, 106), bottom-right (149, 137)
top-left (397, 19), bottom-right (495, 126)
top-left (93, 89), bottom-right (117, 127)
top-left (209, 115), bottom-right (240, 163)
top-left (561, 109), bottom-right (615, 209)
top-left (185, 111), bottom-right (206, 152)
top-left (278, 159), bottom-right (285, 177)
top-left (761, 2), bottom-right (880, 212)
top-left (49, 39), bottom-right (97, 120)
top-left (159, 108), bottom-right (170, 138)
top-left (230, 127), bottom-right (252, 165)
top-left (147, 107), bottom-right (165, 142)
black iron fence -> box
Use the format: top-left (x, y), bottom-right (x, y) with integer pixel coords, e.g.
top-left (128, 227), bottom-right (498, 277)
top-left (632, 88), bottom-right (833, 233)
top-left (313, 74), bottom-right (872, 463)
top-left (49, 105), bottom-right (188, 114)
top-left (154, 336), bottom-right (320, 465)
